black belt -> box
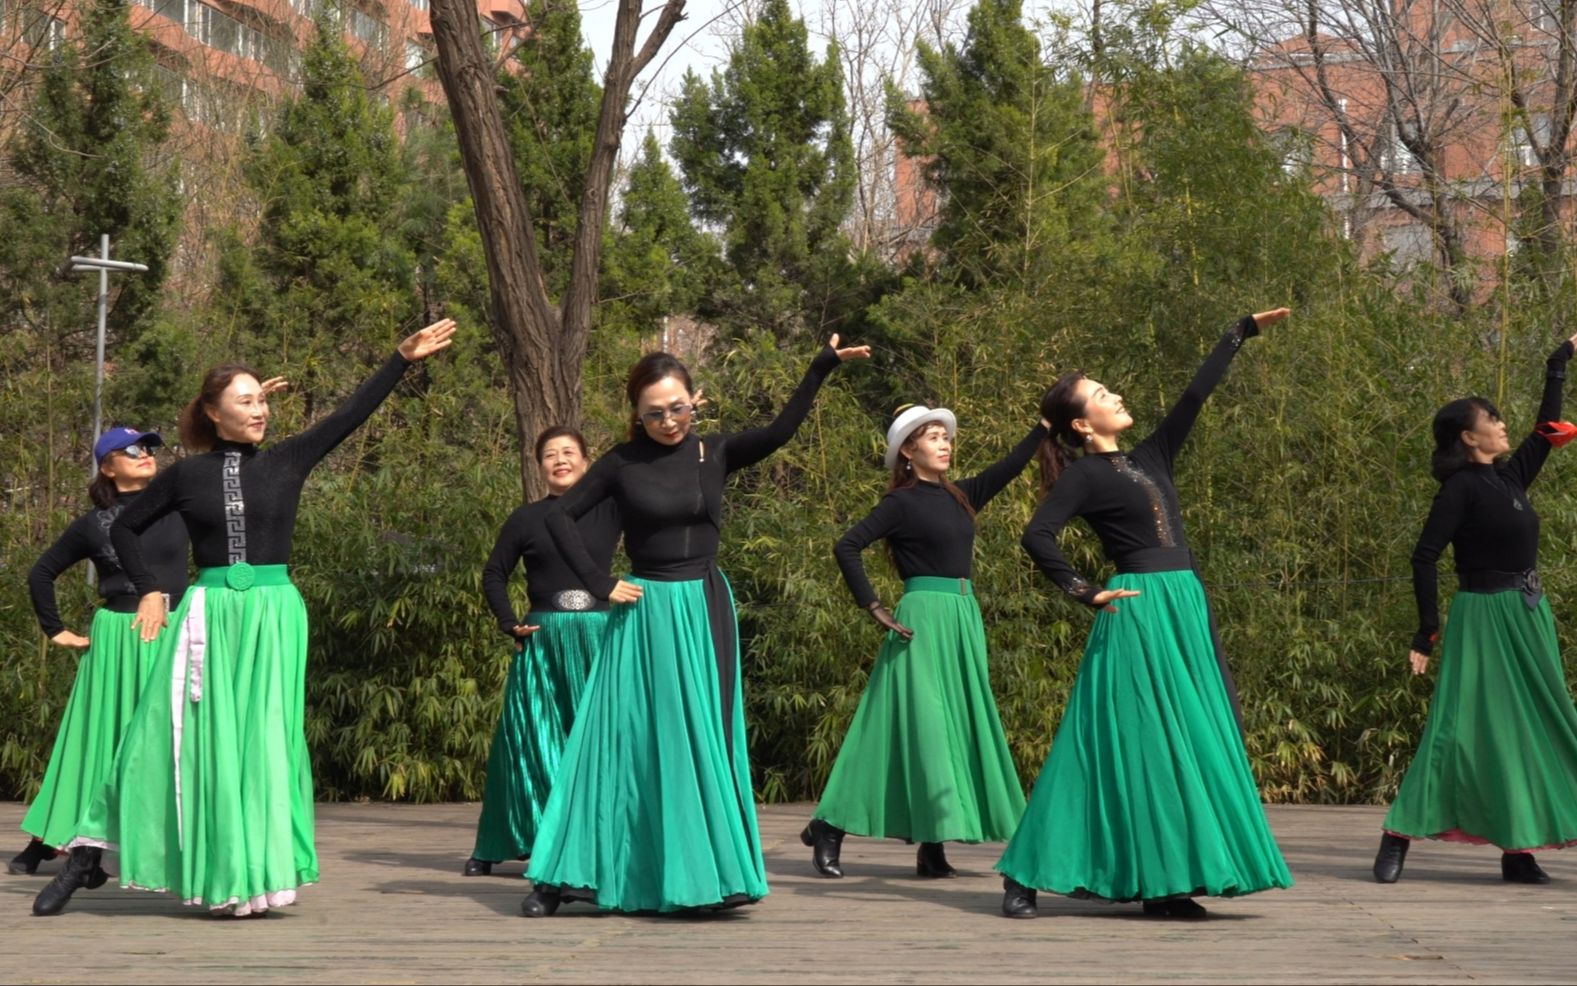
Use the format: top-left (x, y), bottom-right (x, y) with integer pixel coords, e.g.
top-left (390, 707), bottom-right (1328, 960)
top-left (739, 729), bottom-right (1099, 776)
top-left (1113, 546), bottom-right (1196, 574)
top-left (529, 589), bottom-right (608, 613)
top-left (1458, 568), bottom-right (1544, 609)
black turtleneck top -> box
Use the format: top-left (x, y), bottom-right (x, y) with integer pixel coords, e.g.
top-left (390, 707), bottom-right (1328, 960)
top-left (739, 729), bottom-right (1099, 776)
top-left (481, 496), bottom-right (621, 635)
top-left (1410, 340), bottom-right (1574, 654)
top-left (547, 347), bottom-right (844, 595)
top-left (833, 424), bottom-right (1047, 608)
top-left (1021, 316), bottom-right (1260, 604)
top-left (111, 352), bottom-right (413, 593)
top-left (28, 489), bottom-right (190, 636)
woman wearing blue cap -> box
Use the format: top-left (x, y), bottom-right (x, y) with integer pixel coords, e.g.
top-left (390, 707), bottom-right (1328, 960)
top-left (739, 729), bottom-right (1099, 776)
top-left (10, 428), bottom-right (190, 880)
top-left (33, 321), bottom-right (454, 917)
top-left (801, 406), bottom-right (1045, 880)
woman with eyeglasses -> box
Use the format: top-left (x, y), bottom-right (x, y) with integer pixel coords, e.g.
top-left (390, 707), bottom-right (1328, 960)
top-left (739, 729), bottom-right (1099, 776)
top-left (33, 319), bottom-right (456, 918)
top-left (519, 335), bottom-right (870, 917)
top-left (800, 405), bottom-right (1044, 881)
top-left (465, 426), bottom-right (620, 877)
top-left (11, 429), bottom-right (191, 881)
top-left (996, 310), bottom-right (1293, 920)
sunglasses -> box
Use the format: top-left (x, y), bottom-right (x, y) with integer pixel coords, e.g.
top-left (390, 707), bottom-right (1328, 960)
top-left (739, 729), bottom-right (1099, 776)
top-left (640, 402), bottom-right (695, 426)
top-left (114, 444), bottom-right (153, 460)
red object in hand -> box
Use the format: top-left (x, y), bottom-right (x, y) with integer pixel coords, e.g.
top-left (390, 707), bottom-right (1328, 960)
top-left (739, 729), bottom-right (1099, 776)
top-left (1535, 421), bottom-right (1577, 447)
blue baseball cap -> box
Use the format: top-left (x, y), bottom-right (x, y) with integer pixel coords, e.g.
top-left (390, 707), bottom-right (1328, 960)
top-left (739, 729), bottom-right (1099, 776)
top-left (94, 427), bottom-right (162, 465)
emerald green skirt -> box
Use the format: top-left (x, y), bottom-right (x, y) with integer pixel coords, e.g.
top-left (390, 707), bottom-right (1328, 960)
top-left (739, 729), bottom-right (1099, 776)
top-left (71, 565), bottom-right (318, 914)
top-left (472, 609), bottom-right (609, 863)
top-left (997, 569), bottom-right (1292, 901)
top-left (814, 577), bottom-right (1026, 842)
top-left (525, 574), bottom-right (768, 913)
top-left (1384, 590), bottom-right (1577, 852)
top-left (21, 609), bottom-right (163, 848)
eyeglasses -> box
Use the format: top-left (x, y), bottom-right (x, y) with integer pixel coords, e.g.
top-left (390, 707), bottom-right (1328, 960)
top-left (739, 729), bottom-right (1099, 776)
top-left (640, 402), bottom-right (695, 426)
top-left (115, 444), bottom-right (152, 460)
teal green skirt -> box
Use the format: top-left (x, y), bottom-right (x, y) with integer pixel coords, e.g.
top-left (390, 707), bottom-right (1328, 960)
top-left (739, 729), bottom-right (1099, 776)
top-left (1384, 590), bottom-right (1577, 852)
top-left (472, 609), bottom-right (609, 862)
top-left (71, 565), bottom-right (318, 914)
top-left (525, 575), bottom-right (768, 913)
top-left (814, 577), bottom-right (1025, 842)
top-left (997, 569), bottom-right (1292, 901)
top-left (21, 609), bottom-right (163, 848)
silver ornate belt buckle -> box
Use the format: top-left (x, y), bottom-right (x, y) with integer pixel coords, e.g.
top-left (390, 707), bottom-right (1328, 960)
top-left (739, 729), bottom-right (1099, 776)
top-left (553, 589), bottom-right (594, 611)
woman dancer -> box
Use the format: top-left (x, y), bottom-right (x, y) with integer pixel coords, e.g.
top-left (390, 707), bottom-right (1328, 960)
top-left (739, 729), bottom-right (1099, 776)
top-left (1373, 333), bottom-right (1577, 884)
top-left (997, 309), bottom-right (1294, 919)
top-left (802, 406), bottom-right (1042, 879)
top-left (33, 319), bottom-right (456, 917)
top-left (466, 426), bottom-right (620, 876)
top-left (11, 429), bottom-right (190, 878)
top-left (521, 335), bottom-right (869, 916)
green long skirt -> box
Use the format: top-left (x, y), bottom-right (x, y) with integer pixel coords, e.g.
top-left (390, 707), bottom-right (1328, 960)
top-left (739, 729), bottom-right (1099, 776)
top-left (472, 609), bottom-right (609, 863)
top-left (21, 609), bottom-right (163, 848)
top-left (814, 577), bottom-right (1026, 842)
top-left (997, 569), bottom-right (1292, 901)
top-left (525, 575), bottom-right (768, 913)
top-left (71, 565), bottom-right (317, 914)
top-left (1384, 590), bottom-right (1577, 852)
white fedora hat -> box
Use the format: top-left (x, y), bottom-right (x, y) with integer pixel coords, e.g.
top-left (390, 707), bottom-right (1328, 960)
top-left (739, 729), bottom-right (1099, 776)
top-left (885, 405), bottom-right (958, 470)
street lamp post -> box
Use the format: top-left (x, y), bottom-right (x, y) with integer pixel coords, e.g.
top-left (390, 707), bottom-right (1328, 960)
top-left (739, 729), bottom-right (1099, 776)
top-left (70, 234), bottom-right (149, 477)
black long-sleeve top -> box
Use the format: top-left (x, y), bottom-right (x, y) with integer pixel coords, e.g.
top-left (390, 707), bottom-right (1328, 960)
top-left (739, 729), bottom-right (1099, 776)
top-left (1021, 316), bottom-right (1260, 605)
top-left (547, 347), bottom-right (844, 595)
top-left (481, 496), bottom-right (621, 635)
top-left (1410, 340), bottom-right (1574, 654)
top-left (833, 424), bottom-right (1047, 608)
top-left (111, 352), bottom-right (413, 593)
top-left (28, 490), bottom-right (190, 636)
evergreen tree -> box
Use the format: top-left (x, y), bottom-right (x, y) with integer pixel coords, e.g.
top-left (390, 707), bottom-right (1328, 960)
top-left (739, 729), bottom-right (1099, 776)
top-left (669, 0), bottom-right (856, 339)
top-left (600, 132), bottom-right (711, 337)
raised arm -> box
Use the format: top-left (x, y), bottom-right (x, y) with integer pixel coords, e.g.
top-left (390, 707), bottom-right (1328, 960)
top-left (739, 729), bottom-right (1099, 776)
top-left (1141, 313), bottom-right (1276, 468)
top-left (1503, 339), bottom-right (1575, 490)
top-left (28, 518), bottom-right (95, 639)
top-left (110, 463), bottom-right (182, 597)
top-left (953, 423), bottom-right (1048, 511)
top-left (1409, 479), bottom-right (1468, 658)
top-left (543, 454), bottom-right (620, 599)
top-left (833, 495), bottom-right (907, 608)
top-left (1020, 467), bottom-right (1103, 607)
top-left (723, 337), bottom-right (869, 474)
top-left (481, 507), bottom-right (529, 637)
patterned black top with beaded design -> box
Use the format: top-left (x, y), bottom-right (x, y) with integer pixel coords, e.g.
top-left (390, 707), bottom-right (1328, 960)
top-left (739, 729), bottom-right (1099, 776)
top-left (1020, 316), bottom-right (1260, 605)
top-left (1409, 340), bottom-right (1575, 655)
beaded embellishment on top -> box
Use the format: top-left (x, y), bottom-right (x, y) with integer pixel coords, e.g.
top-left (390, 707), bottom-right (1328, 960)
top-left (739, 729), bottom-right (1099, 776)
top-left (1107, 454), bottom-right (1177, 547)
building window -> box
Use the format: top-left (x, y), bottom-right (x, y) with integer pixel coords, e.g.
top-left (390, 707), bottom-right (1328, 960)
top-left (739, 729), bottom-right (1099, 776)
top-left (409, 0), bottom-right (429, 9)
top-left (1381, 222), bottom-right (1432, 268)
top-left (21, 10), bottom-right (66, 50)
top-left (1527, 0), bottom-right (1557, 33)
top-left (1512, 114), bottom-right (1552, 169)
top-left (1381, 128), bottom-right (1418, 175)
top-left (348, 6), bottom-right (387, 48)
top-left (290, 0), bottom-right (317, 17)
top-left (405, 40), bottom-right (427, 71)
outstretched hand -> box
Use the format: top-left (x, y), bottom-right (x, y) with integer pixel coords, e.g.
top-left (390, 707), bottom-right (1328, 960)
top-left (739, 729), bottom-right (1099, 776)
top-left (1252, 307), bottom-right (1292, 330)
top-left (259, 377), bottom-right (290, 398)
top-left (398, 318), bottom-right (458, 362)
top-left (1091, 588), bottom-right (1141, 613)
top-left (49, 630), bottom-right (90, 650)
top-left (828, 334), bottom-right (871, 363)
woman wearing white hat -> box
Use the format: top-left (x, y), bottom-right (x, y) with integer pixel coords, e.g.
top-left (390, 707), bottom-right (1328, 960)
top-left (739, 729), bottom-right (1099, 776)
top-left (801, 405), bottom-right (1046, 879)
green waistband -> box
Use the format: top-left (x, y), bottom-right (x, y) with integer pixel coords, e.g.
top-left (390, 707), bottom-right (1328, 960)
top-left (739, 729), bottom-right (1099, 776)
top-left (903, 576), bottom-right (974, 596)
top-left (195, 564), bottom-right (292, 589)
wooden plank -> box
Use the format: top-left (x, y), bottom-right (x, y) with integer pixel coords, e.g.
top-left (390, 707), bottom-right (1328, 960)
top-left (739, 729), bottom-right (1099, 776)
top-left (1, 802), bottom-right (1572, 983)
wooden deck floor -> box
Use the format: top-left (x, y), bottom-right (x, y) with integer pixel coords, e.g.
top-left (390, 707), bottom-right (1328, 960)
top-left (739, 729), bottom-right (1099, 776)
top-left (1, 802), bottom-right (1573, 984)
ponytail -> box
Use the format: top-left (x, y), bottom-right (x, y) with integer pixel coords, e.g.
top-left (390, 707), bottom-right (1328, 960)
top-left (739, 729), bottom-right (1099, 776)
top-left (1037, 371), bottom-right (1089, 499)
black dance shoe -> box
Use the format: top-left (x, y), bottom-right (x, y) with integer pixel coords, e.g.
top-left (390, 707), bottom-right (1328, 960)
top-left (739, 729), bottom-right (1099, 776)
top-left (8, 839), bottom-right (56, 876)
top-left (520, 884), bottom-right (561, 917)
top-left (1001, 877), bottom-right (1038, 919)
top-left (463, 857), bottom-right (492, 877)
top-left (916, 841), bottom-right (956, 878)
top-left (32, 847), bottom-right (103, 917)
top-left (1502, 852), bottom-right (1551, 884)
top-left (800, 819), bottom-right (845, 879)
top-left (1142, 897), bottom-right (1208, 920)
top-left (1372, 833), bottom-right (1410, 884)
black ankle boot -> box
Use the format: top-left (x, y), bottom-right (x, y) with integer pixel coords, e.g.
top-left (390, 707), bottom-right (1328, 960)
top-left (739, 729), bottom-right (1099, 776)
top-left (916, 841), bottom-right (956, 878)
top-left (1001, 876), bottom-right (1037, 918)
top-left (8, 839), bottom-right (57, 876)
top-left (1142, 897), bottom-right (1208, 920)
top-left (520, 883), bottom-right (561, 917)
top-left (1502, 851), bottom-right (1551, 884)
top-left (463, 857), bottom-right (492, 877)
top-left (1373, 833), bottom-right (1410, 883)
top-left (32, 847), bottom-right (103, 916)
top-left (800, 819), bottom-right (845, 879)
